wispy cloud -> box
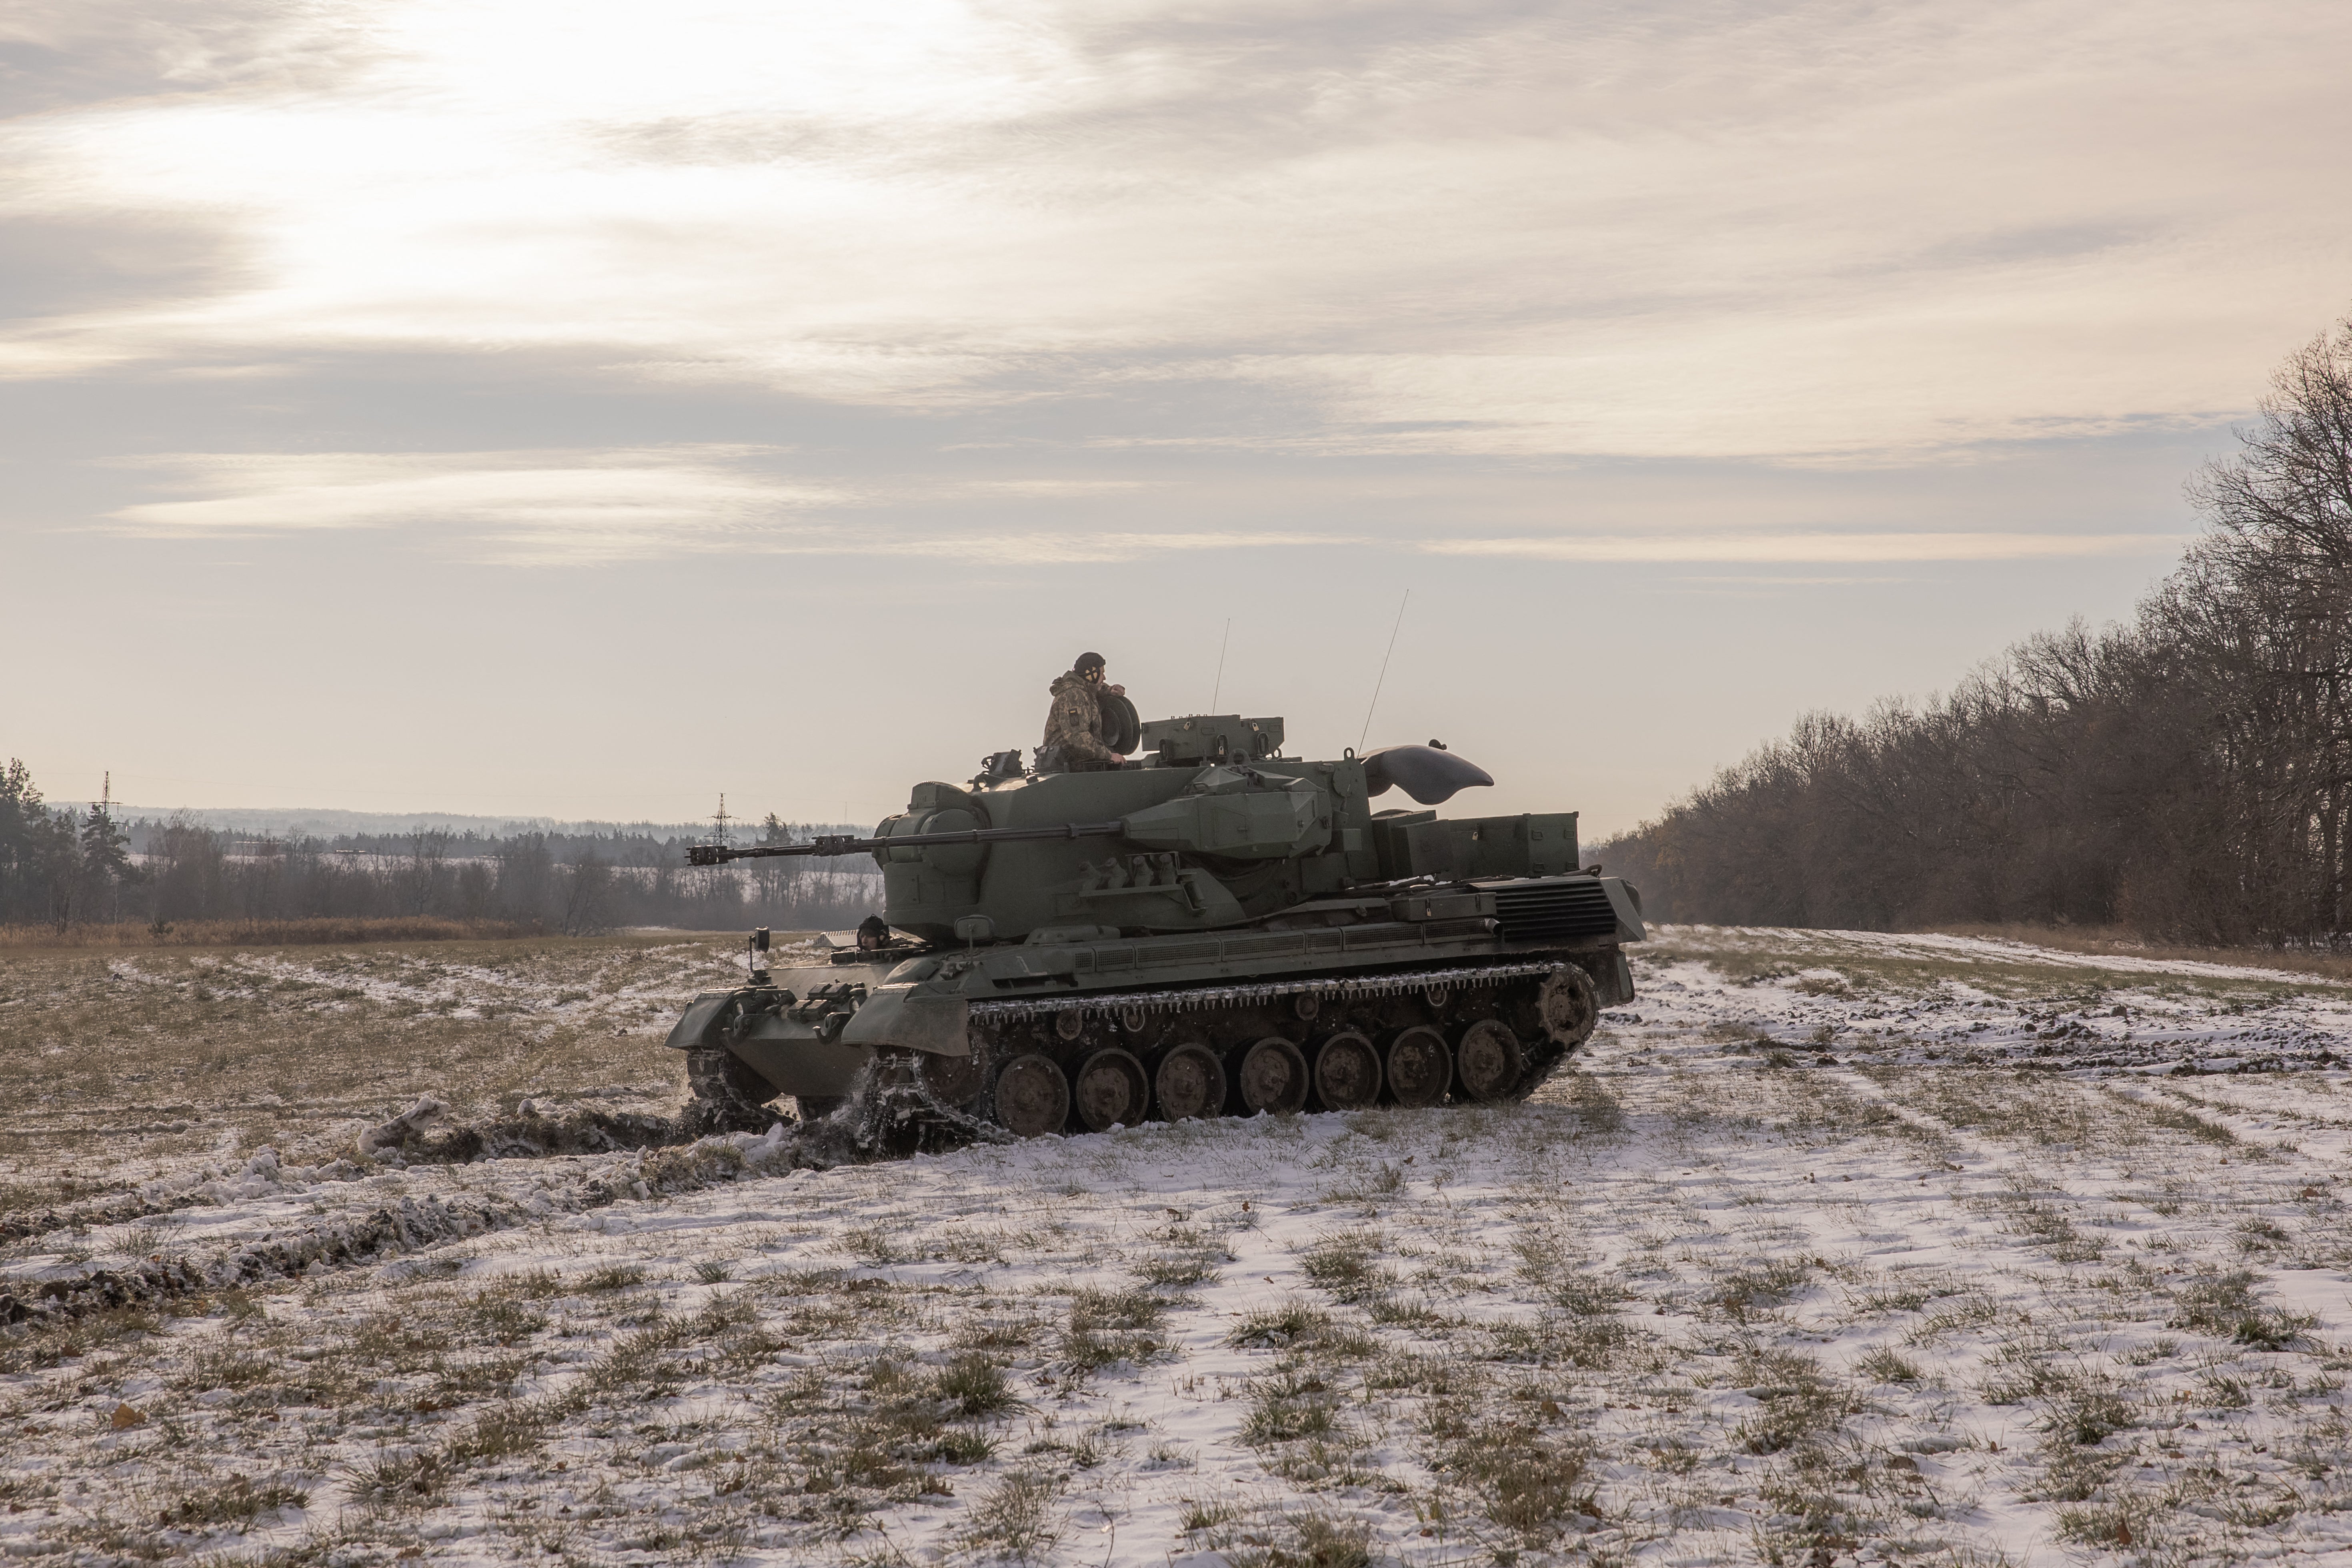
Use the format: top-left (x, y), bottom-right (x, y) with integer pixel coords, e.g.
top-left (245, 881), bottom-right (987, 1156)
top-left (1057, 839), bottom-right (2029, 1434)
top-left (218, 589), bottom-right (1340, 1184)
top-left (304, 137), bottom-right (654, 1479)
top-left (106, 448), bottom-right (839, 563)
top-left (8, 0), bottom-right (2348, 459)
top-left (1424, 532), bottom-right (2189, 563)
top-left (102, 445), bottom-right (2192, 566)
top-left (101, 447), bottom-right (1326, 565)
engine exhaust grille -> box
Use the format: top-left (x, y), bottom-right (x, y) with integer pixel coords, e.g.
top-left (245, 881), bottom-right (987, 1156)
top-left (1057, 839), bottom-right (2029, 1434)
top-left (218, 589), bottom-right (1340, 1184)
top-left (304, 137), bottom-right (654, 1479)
top-left (1488, 878), bottom-right (1619, 942)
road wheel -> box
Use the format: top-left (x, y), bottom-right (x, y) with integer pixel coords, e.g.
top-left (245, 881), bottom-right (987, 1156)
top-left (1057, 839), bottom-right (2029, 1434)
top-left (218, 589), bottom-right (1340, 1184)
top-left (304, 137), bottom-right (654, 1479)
top-left (1382, 1025), bottom-right (1451, 1108)
top-left (1153, 1043), bottom-right (1225, 1121)
top-left (992, 1052), bottom-right (1070, 1138)
top-left (1311, 1030), bottom-right (1382, 1111)
top-left (1237, 1037), bottom-right (1310, 1114)
top-left (1455, 1019), bottom-right (1525, 1101)
top-left (1537, 965), bottom-right (1600, 1048)
top-left (1072, 1047), bottom-right (1150, 1131)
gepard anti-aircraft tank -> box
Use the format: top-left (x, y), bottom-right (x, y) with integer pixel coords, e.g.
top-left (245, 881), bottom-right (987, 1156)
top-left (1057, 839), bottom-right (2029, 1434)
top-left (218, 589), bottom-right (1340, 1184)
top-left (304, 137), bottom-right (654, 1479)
top-left (664, 711), bottom-right (1644, 1137)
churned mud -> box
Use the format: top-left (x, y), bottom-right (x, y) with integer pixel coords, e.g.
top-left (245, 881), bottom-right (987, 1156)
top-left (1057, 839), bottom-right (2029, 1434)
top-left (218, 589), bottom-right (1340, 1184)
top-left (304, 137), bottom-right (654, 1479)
top-left (4, 1076), bottom-right (1012, 1332)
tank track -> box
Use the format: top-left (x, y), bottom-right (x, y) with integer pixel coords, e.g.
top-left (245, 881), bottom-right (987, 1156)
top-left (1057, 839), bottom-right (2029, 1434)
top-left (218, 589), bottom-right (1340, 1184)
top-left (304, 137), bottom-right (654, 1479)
top-left (952, 957), bottom-right (1597, 1136)
top-left (682, 1046), bottom-right (843, 1136)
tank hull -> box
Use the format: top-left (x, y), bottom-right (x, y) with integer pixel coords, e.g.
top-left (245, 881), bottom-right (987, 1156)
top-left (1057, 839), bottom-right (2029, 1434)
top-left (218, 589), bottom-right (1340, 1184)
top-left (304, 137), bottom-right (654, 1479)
top-left (666, 870), bottom-right (1641, 1134)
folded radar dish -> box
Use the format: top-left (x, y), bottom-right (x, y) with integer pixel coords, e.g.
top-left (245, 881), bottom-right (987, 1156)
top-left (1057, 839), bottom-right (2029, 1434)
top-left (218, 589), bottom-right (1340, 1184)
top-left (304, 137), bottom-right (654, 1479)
top-left (1359, 744), bottom-right (1495, 805)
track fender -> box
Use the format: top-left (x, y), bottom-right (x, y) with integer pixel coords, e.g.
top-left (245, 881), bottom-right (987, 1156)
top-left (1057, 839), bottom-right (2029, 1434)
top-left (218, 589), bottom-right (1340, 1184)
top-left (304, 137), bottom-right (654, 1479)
top-left (663, 993), bottom-right (732, 1051)
top-left (841, 984), bottom-right (972, 1056)
top-left (1599, 877), bottom-right (1646, 942)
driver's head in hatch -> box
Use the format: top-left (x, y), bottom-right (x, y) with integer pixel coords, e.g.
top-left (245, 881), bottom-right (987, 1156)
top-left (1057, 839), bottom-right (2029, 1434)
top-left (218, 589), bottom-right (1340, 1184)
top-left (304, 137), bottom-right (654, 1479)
top-left (855, 914), bottom-right (890, 951)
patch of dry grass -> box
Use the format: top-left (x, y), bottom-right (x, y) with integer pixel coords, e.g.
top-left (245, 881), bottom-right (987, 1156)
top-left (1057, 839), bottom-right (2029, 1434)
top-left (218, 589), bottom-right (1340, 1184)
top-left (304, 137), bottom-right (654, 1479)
top-left (961, 1468), bottom-right (1065, 1559)
top-left (0, 934), bottom-right (741, 1188)
top-left (1056, 1286), bottom-right (1168, 1377)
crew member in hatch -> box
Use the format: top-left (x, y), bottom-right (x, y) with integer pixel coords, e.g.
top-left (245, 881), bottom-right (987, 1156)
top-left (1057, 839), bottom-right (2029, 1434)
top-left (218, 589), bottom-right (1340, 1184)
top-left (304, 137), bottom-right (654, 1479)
top-left (1039, 651), bottom-right (1128, 772)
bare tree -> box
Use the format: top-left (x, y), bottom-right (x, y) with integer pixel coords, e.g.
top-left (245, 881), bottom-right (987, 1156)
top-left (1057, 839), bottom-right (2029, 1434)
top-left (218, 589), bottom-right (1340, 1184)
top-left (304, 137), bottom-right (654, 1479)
top-left (1598, 314), bottom-right (2352, 947)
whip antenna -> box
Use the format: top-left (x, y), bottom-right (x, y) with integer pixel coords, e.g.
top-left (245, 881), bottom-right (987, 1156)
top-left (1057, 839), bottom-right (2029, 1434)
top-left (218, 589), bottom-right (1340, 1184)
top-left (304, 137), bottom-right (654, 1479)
top-left (1358, 590), bottom-right (1409, 751)
top-left (1210, 618), bottom-right (1231, 710)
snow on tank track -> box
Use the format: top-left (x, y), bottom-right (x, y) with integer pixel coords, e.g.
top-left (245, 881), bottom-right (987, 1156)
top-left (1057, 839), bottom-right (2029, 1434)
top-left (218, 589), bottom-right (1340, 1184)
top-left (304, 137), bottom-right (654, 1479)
top-left (965, 958), bottom-right (1569, 1021)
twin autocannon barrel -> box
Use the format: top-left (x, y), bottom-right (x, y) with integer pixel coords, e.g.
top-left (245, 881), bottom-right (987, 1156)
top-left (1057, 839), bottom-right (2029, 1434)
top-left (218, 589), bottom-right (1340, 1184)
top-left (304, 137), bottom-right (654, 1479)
top-left (685, 820), bottom-right (1130, 866)
top-left (684, 745), bottom-right (1503, 871)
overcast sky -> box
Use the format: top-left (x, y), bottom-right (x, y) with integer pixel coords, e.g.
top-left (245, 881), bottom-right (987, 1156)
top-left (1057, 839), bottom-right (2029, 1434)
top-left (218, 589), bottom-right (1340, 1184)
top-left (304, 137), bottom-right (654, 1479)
top-left (5, 0), bottom-right (2348, 836)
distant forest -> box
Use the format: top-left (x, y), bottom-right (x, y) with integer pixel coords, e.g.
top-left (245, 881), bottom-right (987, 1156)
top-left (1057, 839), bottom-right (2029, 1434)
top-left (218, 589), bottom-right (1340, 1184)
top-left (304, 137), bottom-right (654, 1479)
top-left (0, 777), bottom-right (883, 936)
top-left (1599, 317), bottom-right (2352, 947)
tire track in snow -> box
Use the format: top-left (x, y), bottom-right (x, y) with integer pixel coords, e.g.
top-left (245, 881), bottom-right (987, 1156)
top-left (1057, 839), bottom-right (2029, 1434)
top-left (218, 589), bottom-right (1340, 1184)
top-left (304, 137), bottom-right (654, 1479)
top-left (0, 1117), bottom-right (906, 1328)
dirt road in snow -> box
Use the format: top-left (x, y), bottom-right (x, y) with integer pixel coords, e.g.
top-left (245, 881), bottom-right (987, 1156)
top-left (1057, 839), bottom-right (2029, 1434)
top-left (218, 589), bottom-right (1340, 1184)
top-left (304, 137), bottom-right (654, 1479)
top-left (2, 926), bottom-right (2349, 1566)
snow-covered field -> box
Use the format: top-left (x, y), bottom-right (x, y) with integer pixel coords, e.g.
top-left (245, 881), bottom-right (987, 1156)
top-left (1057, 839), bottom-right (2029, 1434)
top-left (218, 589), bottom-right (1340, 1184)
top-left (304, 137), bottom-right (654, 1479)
top-left (3, 926), bottom-right (2350, 1567)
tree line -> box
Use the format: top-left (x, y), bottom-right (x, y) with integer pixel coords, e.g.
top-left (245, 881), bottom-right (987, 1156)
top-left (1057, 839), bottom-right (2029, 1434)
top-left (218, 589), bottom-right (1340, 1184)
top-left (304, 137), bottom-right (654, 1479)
top-left (1597, 316), bottom-right (2352, 946)
top-left (0, 773), bottom-right (883, 936)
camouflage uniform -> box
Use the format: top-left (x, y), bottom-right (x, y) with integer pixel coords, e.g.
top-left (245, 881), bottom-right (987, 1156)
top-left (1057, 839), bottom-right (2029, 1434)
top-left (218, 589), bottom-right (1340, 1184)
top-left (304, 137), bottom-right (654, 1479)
top-left (1041, 671), bottom-right (1121, 771)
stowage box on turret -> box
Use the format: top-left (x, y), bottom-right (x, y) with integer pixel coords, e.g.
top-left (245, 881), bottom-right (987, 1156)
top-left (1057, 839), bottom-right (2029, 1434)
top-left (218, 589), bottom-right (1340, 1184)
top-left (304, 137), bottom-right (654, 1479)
top-left (664, 710), bottom-right (1643, 1137)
